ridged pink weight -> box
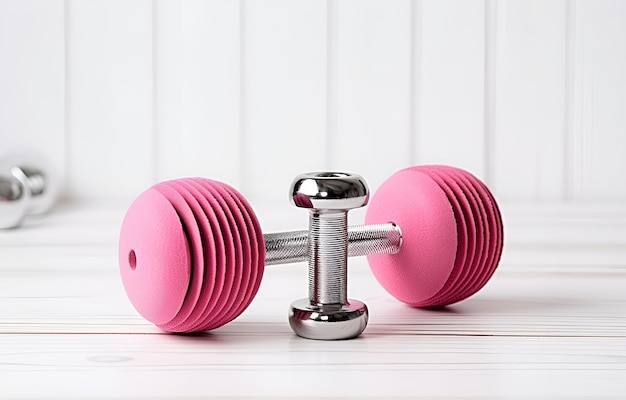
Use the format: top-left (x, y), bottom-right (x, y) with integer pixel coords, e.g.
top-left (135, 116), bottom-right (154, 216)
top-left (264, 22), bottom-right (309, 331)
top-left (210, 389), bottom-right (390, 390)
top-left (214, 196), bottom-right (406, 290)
top-left (118, 178), bottom-right (265, 332)
top-left (154, 181), bottom-right (208, 331)
top-left (118, 188), bottom-right (191, 326)
top-left (422, 166), bottom-right (488, 305)
top-left (365, 165), bottom-right (503, 307)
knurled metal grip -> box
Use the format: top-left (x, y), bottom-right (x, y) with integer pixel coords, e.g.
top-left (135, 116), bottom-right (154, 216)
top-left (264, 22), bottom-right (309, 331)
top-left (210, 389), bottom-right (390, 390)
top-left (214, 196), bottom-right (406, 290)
top-left (263, 223), bottom-right (402, 265)
top-left (287, 172), bottom-right (372, 340)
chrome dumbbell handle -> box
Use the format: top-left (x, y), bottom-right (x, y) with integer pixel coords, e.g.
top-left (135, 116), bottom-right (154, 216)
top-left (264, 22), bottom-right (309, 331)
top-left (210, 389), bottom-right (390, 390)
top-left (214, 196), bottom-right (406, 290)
top-left (264, 222), bottom-right (402, 265)
top-left (309, 209), bottom-right (349, 305)
top-left (287, 172), bottom-right (373, 340)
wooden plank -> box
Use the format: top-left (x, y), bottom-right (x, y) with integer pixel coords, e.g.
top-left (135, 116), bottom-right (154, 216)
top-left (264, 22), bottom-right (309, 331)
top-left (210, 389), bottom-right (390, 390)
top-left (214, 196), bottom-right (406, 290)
top-left (332, 0), bottom-right (412, 202)
top-left (155, 0), bottom-right (241, 185)
top-left (1, 332), bottom-right (625, 397)
top-left (491, 0), bottom-right (567, 201)
top-left (415, 0), bottom-right (487, 180)
top-left (66, 0), bottom-right (153, 199)
top-left (572, 0), bottom-right (626, 200)
top-left (1, 245), bottom-right (626, 397)
top-left (0, 0), bottom-right (65, 191)
top-left (242, 0), bottom-right (327, 207)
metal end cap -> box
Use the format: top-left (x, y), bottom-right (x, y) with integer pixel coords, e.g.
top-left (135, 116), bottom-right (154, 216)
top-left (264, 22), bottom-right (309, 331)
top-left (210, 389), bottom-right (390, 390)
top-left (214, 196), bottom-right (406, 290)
top-left (288, 299), bottom-right (368, 340)
top-left (290, 172), bottom-right (369, 210)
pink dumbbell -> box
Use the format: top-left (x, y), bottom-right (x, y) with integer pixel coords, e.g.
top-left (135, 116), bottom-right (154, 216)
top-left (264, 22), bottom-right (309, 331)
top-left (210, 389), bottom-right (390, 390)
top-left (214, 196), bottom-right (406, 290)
top-left (118, 165), bottom-right (503, 340)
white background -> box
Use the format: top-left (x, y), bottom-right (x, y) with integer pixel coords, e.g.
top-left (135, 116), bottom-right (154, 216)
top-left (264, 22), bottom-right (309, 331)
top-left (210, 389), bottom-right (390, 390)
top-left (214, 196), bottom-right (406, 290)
top-left (1, 0), bottom-right (626, 266)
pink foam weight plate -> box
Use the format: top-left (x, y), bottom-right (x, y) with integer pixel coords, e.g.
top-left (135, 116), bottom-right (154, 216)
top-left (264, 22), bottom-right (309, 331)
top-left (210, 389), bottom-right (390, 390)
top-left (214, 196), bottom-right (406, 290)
top-left (435, 168), bottom-right (489, 305)
top-left (180, 179), bottom-right (228, 332)
top-left (193, 181), bottom-right (238, 331)
top-left (418, 166), bottom-right (478, 306)
top-left (449, 169), bottom-right (499, 300)
top-left (474, 175), bottom-right (504, 254)
top-left (478, 179), bottom-right (504, 261)
top-left (450, 170), bottom-right (493, 297)
top-left (220, 183), bottom-right (265, 323)
top-left (162, 180), bottom-right (220, 332)
top-left (152, 181), bottom-right (206, 332)
top-left (162, 178), bottom-right (216, 332)
top-left (483, 187), bottom-right (504, 281)
top-left (198, 179), bottom-right (265, 330)
top-left (119, 177), bottom-right (266, 333)
top-left (206, 181), bottom-right (258, 330)
top-left (414, 166), bottom-right (469, 306)
top-left (118, 187), bottom-right (191, 326)
top-left (451, 170), bottom-right (503, 301)
top-left (436, 167), bottom-right (501, 305)
top-left (365, 167), bottom-right (457, 306)
top-left (189, 179), bottom-right (244, 331)
top-left (182, 178), bottom-right (264, 332)
top-left (428, 167), bottom-right (482, 305)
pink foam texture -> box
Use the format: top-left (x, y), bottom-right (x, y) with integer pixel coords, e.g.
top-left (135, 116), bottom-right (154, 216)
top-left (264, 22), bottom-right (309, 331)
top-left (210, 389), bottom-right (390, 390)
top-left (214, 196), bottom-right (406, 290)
top-left (365, 165), bottom-right (503, 307)
top-left (118, 178), bottom-right (265, 332)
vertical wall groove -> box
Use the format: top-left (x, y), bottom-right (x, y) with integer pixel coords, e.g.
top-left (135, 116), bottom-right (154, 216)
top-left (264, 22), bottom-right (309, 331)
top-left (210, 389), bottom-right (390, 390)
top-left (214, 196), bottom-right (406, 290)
top-left (239, 0), bottom-right (247, 192)
top-left (483, 0), bottom-right (496, 187)
top-left (564, 0), bottom-right (576, 201)
top-left (151, 0), bottom-right (158, 183)
top-left (409, 0), bottom-right (421, 165)
top-left (63, 0), bottom-right (72, 198)
top-left (326, 0), bottom-right (338, 169)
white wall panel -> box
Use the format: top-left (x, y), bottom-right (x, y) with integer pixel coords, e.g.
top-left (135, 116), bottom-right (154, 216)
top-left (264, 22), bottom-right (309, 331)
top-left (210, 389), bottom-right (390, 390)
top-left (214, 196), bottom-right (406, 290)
top-left (332, 0), bottom-right (412, 196)
top-left (572, 0), bottom-right (626, 201)
top-left (242, 0), bottom-right (327, 206)
top-left (153, 0), bottom-right (182, 182)
top-left (492, 0), bottom-right (567, 201)
top-left (0, 0), bottom-right (65, 187)
top-left (67, 0), bottom-right (153, 199)
top-left (155, 0), bottom-right (241, 186)
top-left (5, 0), bottom-right (626, 264)
top-left (416, 0), bottom-right (487, 180)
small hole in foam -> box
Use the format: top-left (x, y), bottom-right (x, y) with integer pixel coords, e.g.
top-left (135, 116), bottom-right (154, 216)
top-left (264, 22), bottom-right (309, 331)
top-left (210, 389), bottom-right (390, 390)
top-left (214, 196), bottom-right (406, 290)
top-left (128, 250), bottom-right (137, 270)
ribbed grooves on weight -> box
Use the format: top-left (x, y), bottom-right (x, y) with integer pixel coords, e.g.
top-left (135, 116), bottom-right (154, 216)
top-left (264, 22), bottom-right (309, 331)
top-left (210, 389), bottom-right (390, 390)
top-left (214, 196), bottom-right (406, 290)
top-left (309, 212), bottom-right (348, 306)
top-left (415, 165), bottom-right (503, 307)
top-left (152, 178), bottom-right (265, 332)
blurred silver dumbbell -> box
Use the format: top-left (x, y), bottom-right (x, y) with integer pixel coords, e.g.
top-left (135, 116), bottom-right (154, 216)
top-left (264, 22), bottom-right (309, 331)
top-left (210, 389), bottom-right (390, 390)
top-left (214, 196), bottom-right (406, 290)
top-left (0, 154), bottom-right (59, 229)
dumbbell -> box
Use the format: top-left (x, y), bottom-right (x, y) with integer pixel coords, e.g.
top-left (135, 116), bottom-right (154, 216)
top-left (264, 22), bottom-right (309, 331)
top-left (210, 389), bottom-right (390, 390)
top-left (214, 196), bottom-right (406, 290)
top-left (118, 165), bottom-right (503, 340)
top-left (0, 155), bottom-right (58, 229)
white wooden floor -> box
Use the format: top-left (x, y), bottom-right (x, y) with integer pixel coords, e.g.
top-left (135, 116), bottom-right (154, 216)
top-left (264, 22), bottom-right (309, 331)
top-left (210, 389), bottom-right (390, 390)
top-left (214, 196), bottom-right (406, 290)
top-left (1, 203), bottom-right (625, 399)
